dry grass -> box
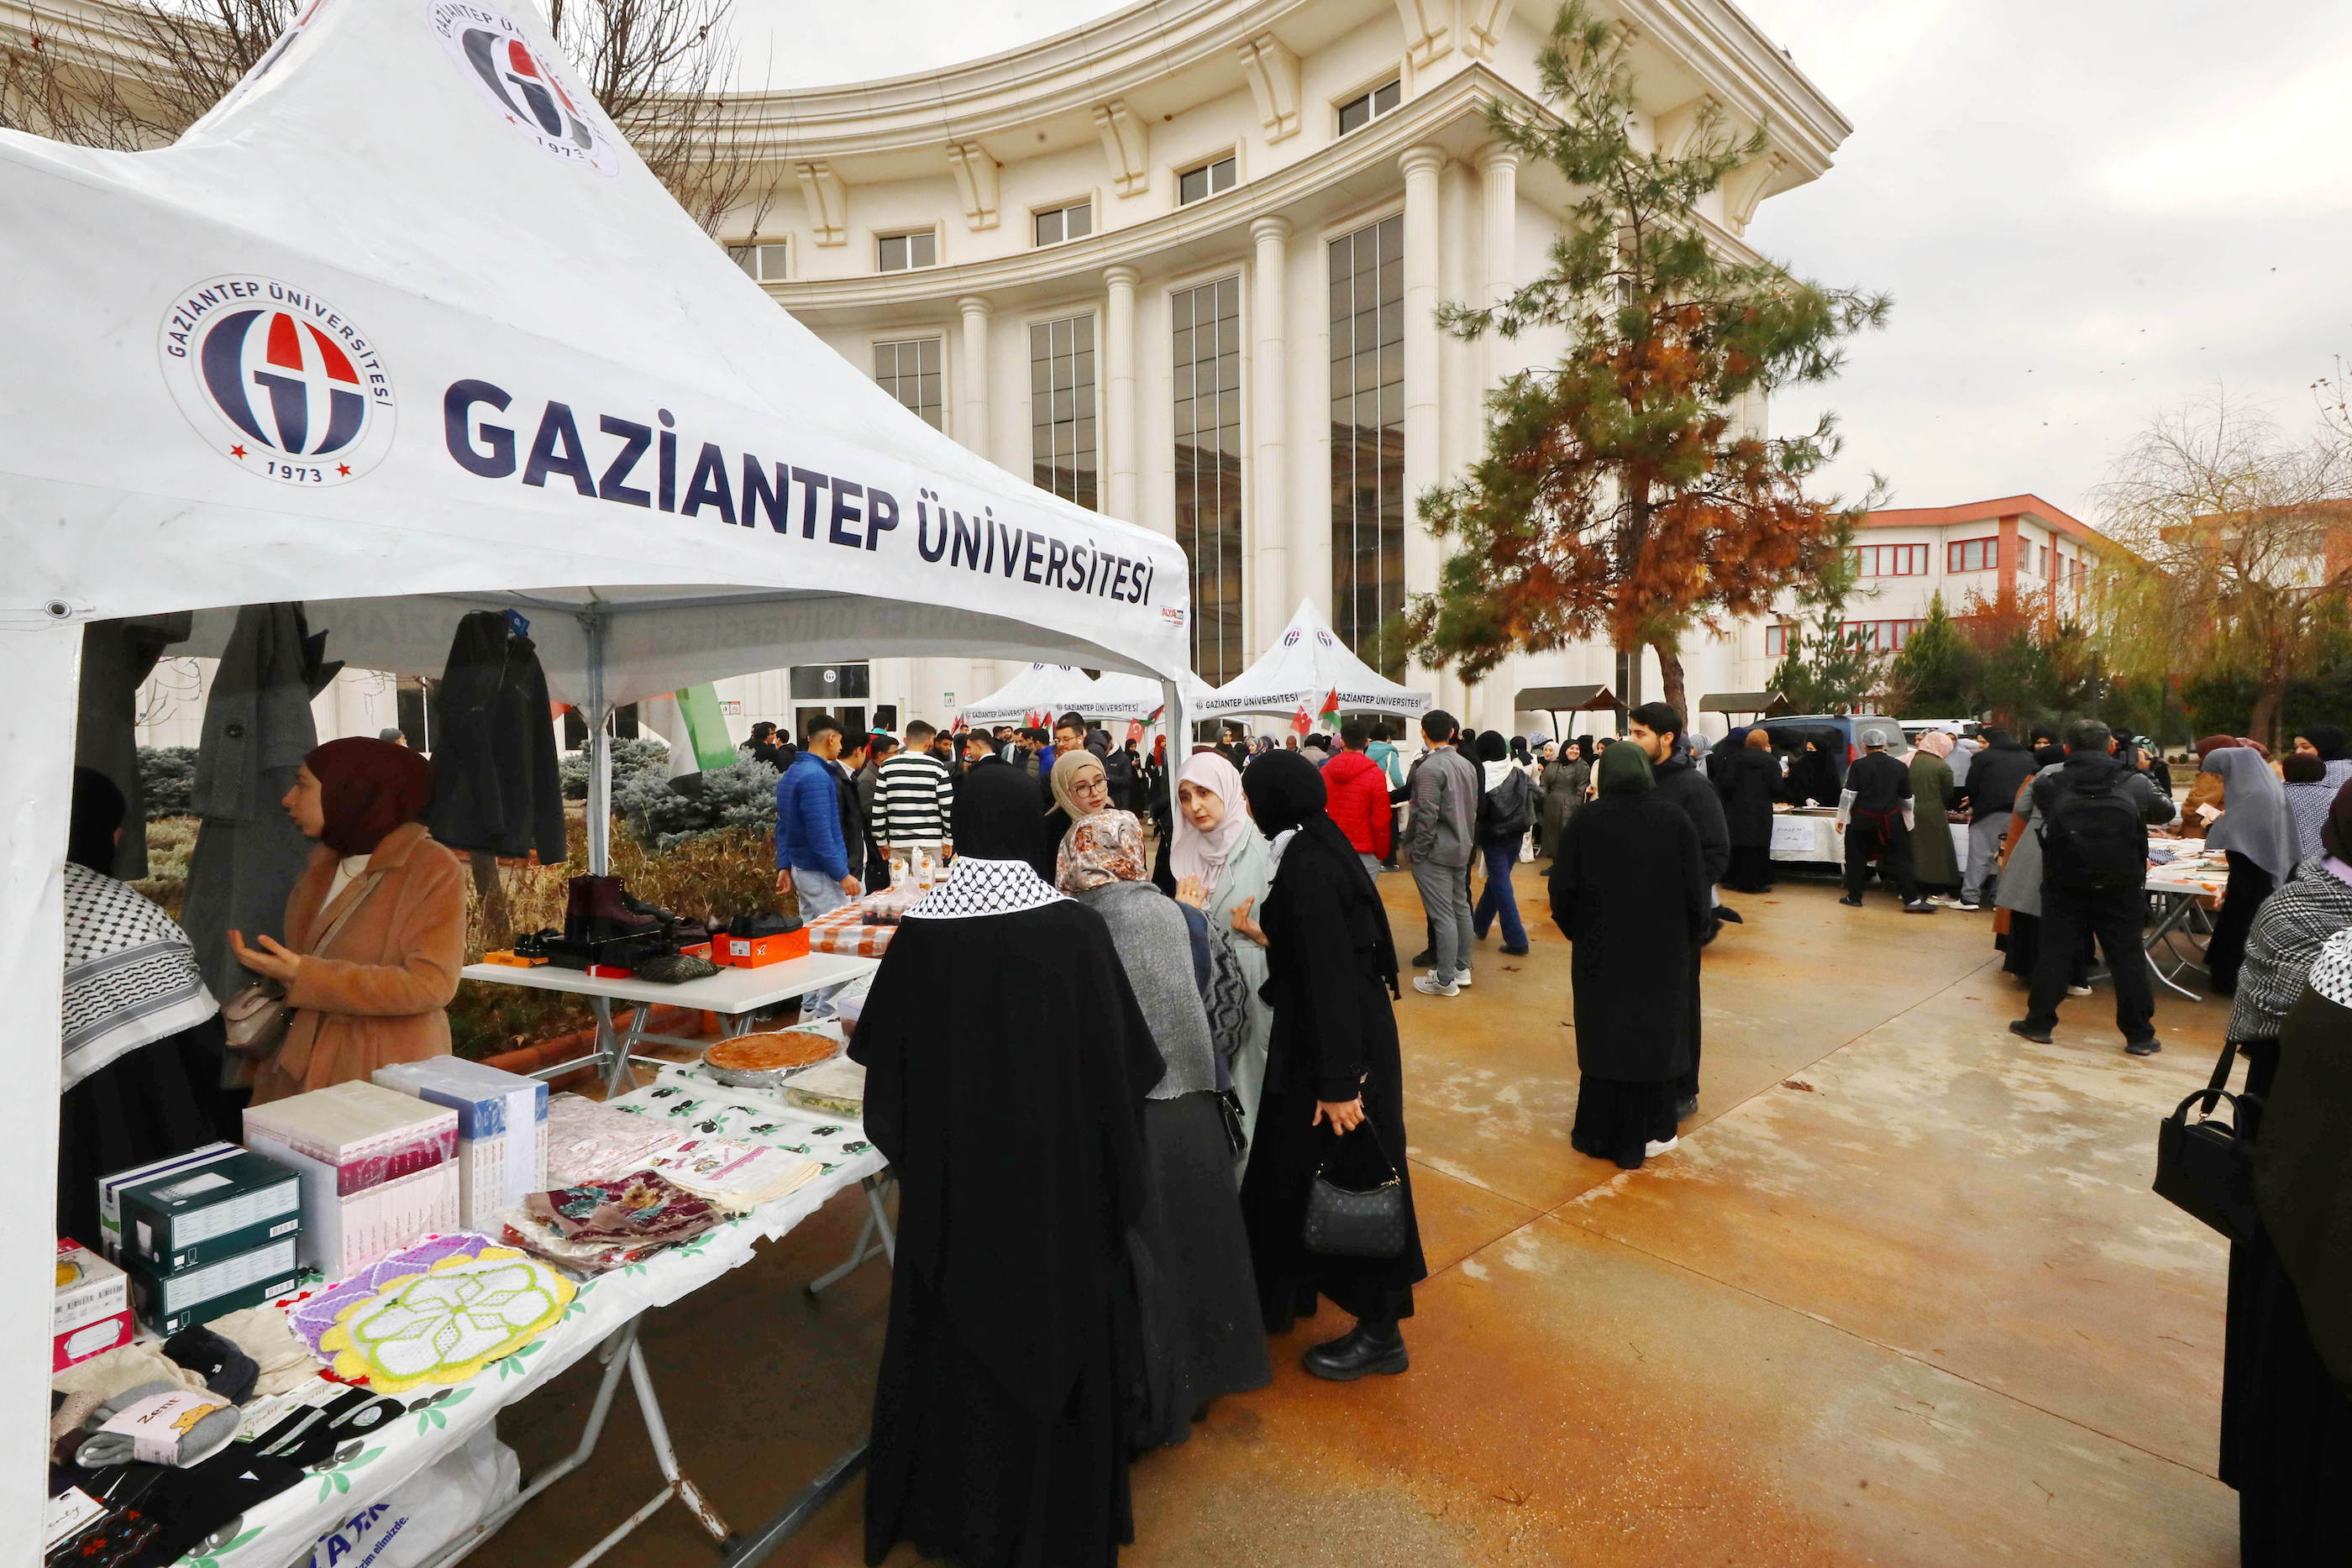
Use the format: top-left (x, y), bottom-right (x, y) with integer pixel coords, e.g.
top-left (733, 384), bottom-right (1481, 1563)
top-left (132, 816), bottom-right (201, 920)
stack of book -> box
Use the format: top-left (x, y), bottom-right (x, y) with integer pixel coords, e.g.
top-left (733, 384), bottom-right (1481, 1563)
top-left (244, 1083), bottom-right (459, 1277)
top-left (373, 1057), bottom-right (549, 1230)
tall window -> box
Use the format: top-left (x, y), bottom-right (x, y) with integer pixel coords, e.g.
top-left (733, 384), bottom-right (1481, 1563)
top-left (1337, 79), bottom-right (1400, 135)
top-left (1173, 277), bottom-right (1244, 685)
top-left (1765, 622), bottom-right (1792, 658)
top-left (1179, 155), bottom-right (1237, 205)
top-left (727, 240), bottom-right (789, 281)
top-left (1948, 536), bottom-right (1998, 573)
top-left (1030, 314), bottom-right (1097, 510)
top-left (873, 338), bottom-right (944, 429)
top-left (1851, 543), bottom-right (1927, 576)
top-left (1033, 200), bottom-right (1093, 246)
top-left (877, 230), bottom-right (937, 272)
top-left (1330, 215), bottom-right (1405, 670)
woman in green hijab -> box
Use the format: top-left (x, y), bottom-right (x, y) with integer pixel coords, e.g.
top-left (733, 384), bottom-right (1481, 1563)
top-left (1547, 741), bottom-right (1709, 1169)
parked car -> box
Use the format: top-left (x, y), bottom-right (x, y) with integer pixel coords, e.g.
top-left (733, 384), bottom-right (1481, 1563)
top-left (1752, 712), bottom-right (1907, 789)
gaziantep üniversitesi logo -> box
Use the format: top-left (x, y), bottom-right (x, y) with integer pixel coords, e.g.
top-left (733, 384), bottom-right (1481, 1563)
top-left (160, 276), bottom-right (396, 487)
top-left (429, 2), bottom-right (620, 176)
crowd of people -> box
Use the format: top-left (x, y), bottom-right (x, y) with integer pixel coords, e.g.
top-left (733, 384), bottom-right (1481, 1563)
top-left (60, 685), bottom-right (2352, 1567)
top-left (837, 711), bottom-right (1427, 1568)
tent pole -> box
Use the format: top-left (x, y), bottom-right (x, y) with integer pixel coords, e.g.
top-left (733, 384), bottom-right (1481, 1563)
top-left (9, 619), bottom-right (81, 1541)
top-left (583, 607), bottom-right (611, 878)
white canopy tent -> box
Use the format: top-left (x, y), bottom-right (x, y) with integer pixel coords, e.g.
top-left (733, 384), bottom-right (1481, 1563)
top-left (1193, 599), bottom-right (1433, 727)
top-left (959, 663), bottom-right (1212, 727)
top-left (0, 0), bottom-right (1191, 1543)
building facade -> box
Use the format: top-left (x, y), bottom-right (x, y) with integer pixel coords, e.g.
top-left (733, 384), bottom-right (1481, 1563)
top-left (1724, 494), bottom-right (2121, 700)
top-left (705, 0), bottom-right (1850, 741)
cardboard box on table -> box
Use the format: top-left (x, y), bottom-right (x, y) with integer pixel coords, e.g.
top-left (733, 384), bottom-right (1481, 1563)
top-left (373, 1057), bottom-right (549, 1230)
top-left (244, 1083), bottom-right (461, 1277)
top-left (113, 1150), bottom-right (302, 1273)
top-left (53, 1241), bottom-right (132, 1371)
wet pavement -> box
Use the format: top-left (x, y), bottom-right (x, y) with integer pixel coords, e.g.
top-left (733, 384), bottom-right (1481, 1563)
top-left (497, 863), bottom-right (2239, 1567)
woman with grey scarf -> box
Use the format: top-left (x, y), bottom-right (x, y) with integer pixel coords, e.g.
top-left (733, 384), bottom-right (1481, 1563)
top-left (2203, 743), bottom-right (2300, 995)
top-left (1058, 810), bottom-right (1270, 1447)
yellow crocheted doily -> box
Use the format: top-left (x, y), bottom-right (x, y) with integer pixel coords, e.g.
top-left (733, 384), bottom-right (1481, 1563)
top-left (317, 1246), bottom-right (573, 1393)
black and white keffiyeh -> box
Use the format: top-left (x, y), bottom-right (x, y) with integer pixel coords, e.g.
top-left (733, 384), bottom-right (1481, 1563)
top-left (2310, 927), bottom-right (2352, 1009)
top-left (60, 862), bottom-right (216, 1091)
top-left (906, 857), bottom-right (1068, 920)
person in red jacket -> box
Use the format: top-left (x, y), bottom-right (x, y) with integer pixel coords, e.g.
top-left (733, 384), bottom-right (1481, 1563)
top-left (1323, 721), bottom-right (1394, 876)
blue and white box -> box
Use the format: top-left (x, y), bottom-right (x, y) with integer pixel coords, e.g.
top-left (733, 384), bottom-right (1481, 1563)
top-left (373, 1057), bottom-right (549, 1228)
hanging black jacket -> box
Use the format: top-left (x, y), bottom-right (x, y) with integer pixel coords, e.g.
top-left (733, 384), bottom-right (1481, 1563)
top-left (424, 611), bottom-right (568, 864)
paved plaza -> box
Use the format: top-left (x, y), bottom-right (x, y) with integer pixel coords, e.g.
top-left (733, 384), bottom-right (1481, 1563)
top-left (501, 863), bottom-right (2239, 1567)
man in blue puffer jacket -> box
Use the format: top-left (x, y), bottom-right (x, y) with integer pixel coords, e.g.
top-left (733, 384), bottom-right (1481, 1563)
top-left (774, 718), bottom-right (860, 1020)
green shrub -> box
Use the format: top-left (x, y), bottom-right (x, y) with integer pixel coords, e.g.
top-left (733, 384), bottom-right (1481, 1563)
top-left (137, 747), bottom-right (200, 818)
top-left (556, 736), bottom-right (669, 800)
top-left (616, 759), bottom-right (780, 850)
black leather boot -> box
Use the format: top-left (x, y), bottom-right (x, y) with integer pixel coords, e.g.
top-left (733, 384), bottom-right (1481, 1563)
top-left (1302, 1318), bottom-right (1407, 1382)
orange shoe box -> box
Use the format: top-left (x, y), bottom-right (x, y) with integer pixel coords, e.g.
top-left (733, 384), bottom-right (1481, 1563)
top-left (716, 928), bottom-right (808, 968)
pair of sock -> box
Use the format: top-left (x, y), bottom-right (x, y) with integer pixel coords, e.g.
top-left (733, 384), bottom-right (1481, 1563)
top-left (73, 1382), bottom-right (240, 1470)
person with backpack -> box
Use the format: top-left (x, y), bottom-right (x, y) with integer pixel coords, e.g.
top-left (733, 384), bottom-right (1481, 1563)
top-left (1471, 731), bottom-right (1538, 955)
top-left (2008, 719), bottom-right (2178, 1054)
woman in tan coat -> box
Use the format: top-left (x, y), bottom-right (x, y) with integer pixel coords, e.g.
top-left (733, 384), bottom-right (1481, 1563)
top-left (234, 737), bottom-right (464, 1102)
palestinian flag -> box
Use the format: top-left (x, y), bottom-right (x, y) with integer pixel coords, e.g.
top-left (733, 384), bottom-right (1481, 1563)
top-left (643, 684), bottom-right (739, 780)
top-left (1318, 688), bottom-right (1341, 731)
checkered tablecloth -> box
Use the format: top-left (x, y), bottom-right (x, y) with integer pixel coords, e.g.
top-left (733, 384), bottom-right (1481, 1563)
top-left (804, 903), bottom-right (896, 957)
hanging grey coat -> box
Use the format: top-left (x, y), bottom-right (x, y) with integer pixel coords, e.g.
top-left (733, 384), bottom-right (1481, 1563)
top-left (178, 603), bottom-right (341, 999)
top-left (74, 613), bottom-right (192, 879)
top-left (423, 611), bottom-right (568, 864)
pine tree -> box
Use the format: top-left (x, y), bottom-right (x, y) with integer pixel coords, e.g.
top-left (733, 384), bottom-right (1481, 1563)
top-left (1885, 591), bottom-right (1978, 716)
top-left (1402, 1), bottom-right (1889, 713)
top-left (1767, 518), bottom-right (1882, 713)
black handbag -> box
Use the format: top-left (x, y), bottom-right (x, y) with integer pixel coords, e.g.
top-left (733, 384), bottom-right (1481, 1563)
top-left (2153, 1039), bottom-right (2262, 1244)
top-left (1301, 1120), bottom-right (1408, 1260)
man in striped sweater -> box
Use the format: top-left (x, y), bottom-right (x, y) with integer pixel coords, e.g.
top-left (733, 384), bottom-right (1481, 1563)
top-left (876, 719), bottom-right (955, 866)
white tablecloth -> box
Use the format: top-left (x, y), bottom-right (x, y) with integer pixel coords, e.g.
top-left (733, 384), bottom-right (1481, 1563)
top-left (1767, 814), bottom-right (1972, 866)
top-left (170, 1066), bottom-right (885, 1568)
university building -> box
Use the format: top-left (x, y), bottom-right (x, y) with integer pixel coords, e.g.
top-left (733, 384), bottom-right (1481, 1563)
top-left (1732, 495), bottom-right (2119, 695)
top-left (702, 0), bottom-right (1852, 740)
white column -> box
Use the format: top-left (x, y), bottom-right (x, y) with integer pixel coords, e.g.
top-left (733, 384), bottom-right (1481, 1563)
top-left (1475, 141), bottom-right (1520, 389)
top-left (1250, 216), bottom-right (1292, 646)
top-left (1469, 144), bottom-right (1521, 732)
top-left (1399, 145), bottom-right (1447, 700)
top-left (956, 295), bottom-right (994, 461)
top-left (1102, 265), bottom-right (1140, 522)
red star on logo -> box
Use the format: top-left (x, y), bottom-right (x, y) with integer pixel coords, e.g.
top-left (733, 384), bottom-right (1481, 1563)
top-left (336, 463), bottom-right (351, 476)
top-left (228, 444), bottom-right (248, 459)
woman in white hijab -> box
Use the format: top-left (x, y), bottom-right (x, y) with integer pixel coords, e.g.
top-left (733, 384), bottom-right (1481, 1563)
top-left (1172, 751), bottom-right (1274, 1159)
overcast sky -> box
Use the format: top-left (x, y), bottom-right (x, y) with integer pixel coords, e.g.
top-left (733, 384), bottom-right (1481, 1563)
top-left (730, 0), bottom-right (2352, 523)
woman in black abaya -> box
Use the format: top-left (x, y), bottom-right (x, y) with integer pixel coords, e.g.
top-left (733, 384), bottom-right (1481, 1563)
top-left (2222, 929), bottom-right (2352, 1562)
top-left (58, 768), bottom-right (226, 1245)
top-left (849, 764), bottom-right (1163, 1568)
top-left (1235, 752), bottom-right (1426, 1382)
top-left (1551, 742), bottom-right (1708, 1168)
